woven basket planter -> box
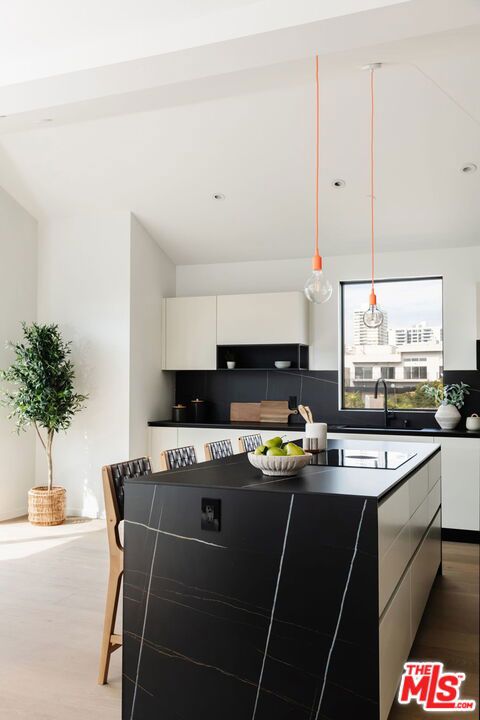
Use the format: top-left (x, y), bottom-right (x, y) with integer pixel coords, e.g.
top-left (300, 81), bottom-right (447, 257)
top-left (28, 486), bottom-right (66, 526)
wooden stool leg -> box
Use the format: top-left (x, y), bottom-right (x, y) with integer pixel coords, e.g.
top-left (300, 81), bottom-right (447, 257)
top-left (98, 560), bottom-right (123, 685)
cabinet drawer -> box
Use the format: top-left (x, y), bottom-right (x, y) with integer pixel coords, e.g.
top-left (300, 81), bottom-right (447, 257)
top-left (378, 480), bottom-right (410, 559)
top-left (409, 464), bottom-right (429, 516)
top-left (428, 452), bottom-right (441, 490)
top-left (379, 567), bottom-right (411, 720)
top-left (427, 480), bottom-right (441, 526)
top-left (410, 493), bottom-right (430, 557)
top-left (411, 511), bottom-right (441, 638)
top-left (379, 521), bottom-right (411, 615)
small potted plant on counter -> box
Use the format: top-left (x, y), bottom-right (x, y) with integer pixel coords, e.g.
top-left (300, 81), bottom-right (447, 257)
top-left (422, 382), bottom-right (470, 430)
top-left (225, 350), bottom-right (236, 369)
top-left (1, 323), bottom-right (87, 525)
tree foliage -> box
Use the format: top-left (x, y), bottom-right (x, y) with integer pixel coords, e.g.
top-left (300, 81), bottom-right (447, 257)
top-left (1, 323), bottom-right (87, 489)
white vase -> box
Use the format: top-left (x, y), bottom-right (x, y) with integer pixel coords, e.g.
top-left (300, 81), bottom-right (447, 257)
top-left (226, 361), bottom-right (236, 369)
top-left (435, 403), bottom-right (461, 430)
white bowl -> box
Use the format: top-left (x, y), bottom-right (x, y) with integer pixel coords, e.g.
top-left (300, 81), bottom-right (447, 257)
top-left (274, 361), bottom-right (291, 369)
top-left (248, 451), bottom-right (312, 476)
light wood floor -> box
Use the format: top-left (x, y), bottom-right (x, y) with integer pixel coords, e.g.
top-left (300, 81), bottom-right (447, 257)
top-left (0, 517), bottom-right (121, 720)
top-left (389, 541), bottom-right (479, 719)
top-left (0, 520), bottom-right (477, 720)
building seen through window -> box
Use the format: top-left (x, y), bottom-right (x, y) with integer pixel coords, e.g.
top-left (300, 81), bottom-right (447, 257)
top-left (341, 278), bottom-right (443, 410)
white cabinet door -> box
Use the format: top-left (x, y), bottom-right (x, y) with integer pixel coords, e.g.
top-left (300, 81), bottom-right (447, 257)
top-left (379, 567), bottom-right (412, 720)
top-left (148, 427), bottom-right (179, 471)
top-left (439, 437), bottom-right (480, 531)
top-left (329, 432), bottom-right (434, 444)
top-left (217, 292), bottom-right (309, 345)
top-left (164, 296), bottom-right (217, 370)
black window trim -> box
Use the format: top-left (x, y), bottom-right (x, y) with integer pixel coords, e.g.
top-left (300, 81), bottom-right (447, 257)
top-left (339, 275), bottom-right (444, 412)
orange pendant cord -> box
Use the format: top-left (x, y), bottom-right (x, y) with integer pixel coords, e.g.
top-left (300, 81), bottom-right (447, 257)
top-left (369, 66), bottom-right (377, 307)
top-left (312, 55), bottom-right (322, 272)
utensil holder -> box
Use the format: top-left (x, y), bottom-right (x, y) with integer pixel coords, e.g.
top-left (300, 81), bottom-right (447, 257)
top-left (303, 422), bottom-right (327, 454)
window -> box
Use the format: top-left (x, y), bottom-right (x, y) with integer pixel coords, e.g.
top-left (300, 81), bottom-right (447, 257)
top-left (341, 277), bottom-right (443, 410)
top-left (404, 366), bottom-right (427, 380)
top-left (381, 367), bottom-right (395, 379)
top-left (355, 366), bottom-right (373, 380)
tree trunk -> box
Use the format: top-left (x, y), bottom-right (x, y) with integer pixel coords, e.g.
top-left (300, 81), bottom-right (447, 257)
top-left (47, 430), bottom-right (54, 491)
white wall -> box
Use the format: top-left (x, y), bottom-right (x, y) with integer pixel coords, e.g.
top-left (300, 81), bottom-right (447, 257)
top-left (36, 213), bottom-right (131, 517)
top-left (176, 245), bottom-right (480, 371)
top-left (0, 187), bottom-right (37, 520)
top-left (129, 215), bottom-right (175, 458)
top-left (35, 212), bottom-right (176, 518)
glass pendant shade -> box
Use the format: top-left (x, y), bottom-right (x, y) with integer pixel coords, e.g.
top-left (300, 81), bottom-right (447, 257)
top-left (304, 269), bottom-right (333, 304)
top-left (363, 291), bottom-right (384, 328)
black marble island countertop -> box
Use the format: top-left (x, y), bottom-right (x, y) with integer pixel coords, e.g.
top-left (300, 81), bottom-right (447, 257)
top-left (131, 438), bottom-right (440, 500)
top-left (148, 418), bottom-right (480, 439)
top-left (123, 437), bottom-right (442, 720)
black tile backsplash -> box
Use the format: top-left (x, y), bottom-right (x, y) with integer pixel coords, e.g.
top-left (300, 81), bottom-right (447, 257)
top-left (174, 368), bottom-right (480, 430)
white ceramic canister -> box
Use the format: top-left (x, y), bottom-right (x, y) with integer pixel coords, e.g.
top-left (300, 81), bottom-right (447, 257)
top-left (303, 422), bottom-right (327, 453)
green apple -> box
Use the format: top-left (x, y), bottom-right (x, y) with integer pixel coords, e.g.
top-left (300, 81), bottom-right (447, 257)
top-left (265, 436), bottom-right (283, 449)
top-left (285, 443), bottom-right (305, 456)
top-left (267, 447), bottom-right (287, 456)
top-left (254, 445), bottom-right (267, 455)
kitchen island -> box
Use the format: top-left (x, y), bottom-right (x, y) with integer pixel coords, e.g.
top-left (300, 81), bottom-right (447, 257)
top-left (123, 438), bottom-right (441, 720)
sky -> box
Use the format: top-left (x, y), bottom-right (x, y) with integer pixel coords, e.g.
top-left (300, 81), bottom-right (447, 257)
top-left (343, 278), bottom-right (443, 345)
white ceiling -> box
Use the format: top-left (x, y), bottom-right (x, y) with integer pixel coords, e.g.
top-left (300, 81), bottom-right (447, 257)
top-left (0, 0), bottom-right (479, 265)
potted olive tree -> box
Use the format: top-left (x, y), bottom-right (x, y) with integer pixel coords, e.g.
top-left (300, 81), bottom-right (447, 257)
top-left (1, 323), bottom-right (87, 525)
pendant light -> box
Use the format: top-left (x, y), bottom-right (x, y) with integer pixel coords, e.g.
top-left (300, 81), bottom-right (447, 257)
top-left (304, 56), bottom-right (332, 304)
top-left (363, 63), bottom-right (384, 329)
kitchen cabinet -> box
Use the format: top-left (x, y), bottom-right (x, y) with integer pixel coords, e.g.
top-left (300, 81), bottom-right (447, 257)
top-left (217, 291), bottom-right (309, 345)
top-left (163, 296), bottom-right (217, 370)
top-left (148, 426), bottom-right (301, 470)
top-left (437, 436), bottom-right (480, 531)
top-left (124, 440), bottom-right (441, 720)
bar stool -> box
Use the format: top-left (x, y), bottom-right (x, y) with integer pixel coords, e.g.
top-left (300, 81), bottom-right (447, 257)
top-left (159, 445), bottom-right (197, 471)
top-left (204, 438), bottom-right (234, 461)
top-left (238, 433), bottom-right (263, 453)
top-left (98, 457), bottom-right (152, 685)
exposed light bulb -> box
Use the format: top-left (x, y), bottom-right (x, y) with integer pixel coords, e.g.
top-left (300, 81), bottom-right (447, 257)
top-left (363, 291), bottom-right (384, 328)
top-left (304, 268), bottom-right (332, 304)
top-left (363, 304), bottom-right (384, 328)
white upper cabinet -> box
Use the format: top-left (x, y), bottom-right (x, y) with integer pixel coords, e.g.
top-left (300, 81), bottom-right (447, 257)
top-left (217, 291), bottom-right (309, 345)
top-left (163, 296), bottom-right (217, 370)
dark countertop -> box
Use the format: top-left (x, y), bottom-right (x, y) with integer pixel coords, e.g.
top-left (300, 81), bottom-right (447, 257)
top-left (148, 418), bottom-right (480, 439)
top-left (127, 438), bottom-right (440, 500)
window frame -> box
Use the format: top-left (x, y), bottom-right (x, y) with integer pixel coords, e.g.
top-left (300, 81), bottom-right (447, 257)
top-left (339, 276), bottom-right (444, 412)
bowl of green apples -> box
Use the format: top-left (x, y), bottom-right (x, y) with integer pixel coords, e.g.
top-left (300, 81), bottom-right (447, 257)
top-left (248, 436), bottom-right (311, 476)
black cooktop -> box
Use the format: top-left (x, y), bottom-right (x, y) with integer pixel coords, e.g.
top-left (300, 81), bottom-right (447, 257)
top-left (311, 448), bottom-right (417, 470)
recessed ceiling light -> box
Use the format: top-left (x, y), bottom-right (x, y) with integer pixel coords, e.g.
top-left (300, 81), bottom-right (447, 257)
top-left (0, 115), bottom-right (7, 119)
top-left (212, 193), bottom-right (225, 200)
top-left (36, 118), bottom-right (54, 124)
top-left (460, 163), bottom-right (477, 174)
top-left (331, 179), bottom-right (346, 188)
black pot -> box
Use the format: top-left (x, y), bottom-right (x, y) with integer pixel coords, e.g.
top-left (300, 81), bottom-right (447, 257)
top-left (191, 399), bottom-right (208, 423)
top-left (172, 405), bottom-right (187, 423)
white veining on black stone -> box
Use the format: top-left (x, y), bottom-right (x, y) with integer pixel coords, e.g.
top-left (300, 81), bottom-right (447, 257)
top-left (125, 519), bottom-right (227, 549)
top-left (251, 493), bottom-right (295, 719)
top-left (130, 503), bottom-right (163, 719)
top-left (313, 498), bottom-right (368, 720)
top-left (125, 630), bottom-right (310, 711)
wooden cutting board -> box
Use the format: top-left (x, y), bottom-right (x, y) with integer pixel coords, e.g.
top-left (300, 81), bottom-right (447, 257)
top-left (260, 400), bottom-right (297, 424)
top-left (230, 402), bottom-right (261, 422)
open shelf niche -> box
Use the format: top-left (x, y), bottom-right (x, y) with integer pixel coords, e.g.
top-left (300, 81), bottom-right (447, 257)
top-left (216, 344), bottom-right (309, 371)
